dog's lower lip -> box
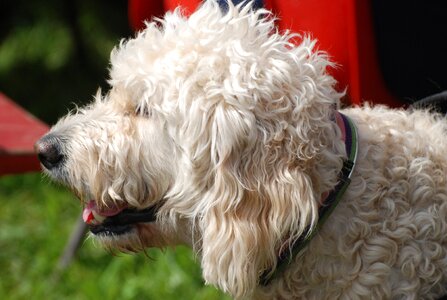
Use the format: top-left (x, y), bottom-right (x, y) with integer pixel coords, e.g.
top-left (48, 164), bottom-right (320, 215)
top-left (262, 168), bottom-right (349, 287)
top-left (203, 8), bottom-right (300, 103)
top-left (89, 206), bottom-right (159, 236)
top-left (89, 223), bottom-right (134, 236)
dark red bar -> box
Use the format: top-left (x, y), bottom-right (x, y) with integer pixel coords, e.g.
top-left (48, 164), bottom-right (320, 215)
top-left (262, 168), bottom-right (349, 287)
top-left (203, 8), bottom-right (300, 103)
top-left (0, 93), bottom-right (49, 175)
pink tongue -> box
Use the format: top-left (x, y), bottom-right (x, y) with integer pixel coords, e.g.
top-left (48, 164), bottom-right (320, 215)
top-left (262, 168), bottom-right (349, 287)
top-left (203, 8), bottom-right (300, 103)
top-left (82, 200), bottom-right (127, 224)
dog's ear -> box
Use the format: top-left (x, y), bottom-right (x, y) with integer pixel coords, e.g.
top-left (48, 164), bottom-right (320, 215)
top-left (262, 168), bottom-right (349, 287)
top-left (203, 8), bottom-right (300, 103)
top-left (199, 103), bottom-right (319, 298)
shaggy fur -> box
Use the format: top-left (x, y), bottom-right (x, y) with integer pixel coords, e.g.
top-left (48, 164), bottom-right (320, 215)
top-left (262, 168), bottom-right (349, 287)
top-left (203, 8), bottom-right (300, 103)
top-left (40, 2), bottom-right (447, 299)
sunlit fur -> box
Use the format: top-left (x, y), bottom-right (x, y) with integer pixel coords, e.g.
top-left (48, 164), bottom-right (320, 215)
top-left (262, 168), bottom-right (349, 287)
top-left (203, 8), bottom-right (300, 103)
top-left (43, 1), bottom-right (447, 299)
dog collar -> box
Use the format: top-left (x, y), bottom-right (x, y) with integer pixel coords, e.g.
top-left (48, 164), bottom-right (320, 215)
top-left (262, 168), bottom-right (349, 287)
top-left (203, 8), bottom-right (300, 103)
top-left (259, 111), bottom-right (358, 286)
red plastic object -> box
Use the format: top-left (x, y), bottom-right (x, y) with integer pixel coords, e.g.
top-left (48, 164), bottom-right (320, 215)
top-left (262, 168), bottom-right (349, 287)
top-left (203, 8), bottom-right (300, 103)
top-left (128, 0), bottom-right (402, 107)
top-left (163, 0), bottom-right (200, 13)
top-left (265, 0), bottom-right (401, 107)
top-left (0, 93), bottom-right (49, 175)
top-left (129, 1), bottom-right (164, 31)
top-left (128, 0), bottom-right (200, 31)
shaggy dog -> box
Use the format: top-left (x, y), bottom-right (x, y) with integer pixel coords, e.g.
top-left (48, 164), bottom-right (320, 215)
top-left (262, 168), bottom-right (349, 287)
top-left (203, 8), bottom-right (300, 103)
top-left (36, 1), bottom-right (447, 299)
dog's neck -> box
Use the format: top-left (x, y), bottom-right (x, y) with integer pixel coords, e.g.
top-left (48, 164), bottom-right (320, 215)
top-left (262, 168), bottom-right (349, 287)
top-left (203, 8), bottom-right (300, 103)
top-left (259, 111), bottom-right (359, 286)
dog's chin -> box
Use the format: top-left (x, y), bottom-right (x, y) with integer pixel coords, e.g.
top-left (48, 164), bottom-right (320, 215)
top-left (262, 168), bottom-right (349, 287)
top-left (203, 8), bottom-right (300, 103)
top-left (91, 222), bottom-right (168, 252)
top-left (90, 223), bottom-right (135, 236)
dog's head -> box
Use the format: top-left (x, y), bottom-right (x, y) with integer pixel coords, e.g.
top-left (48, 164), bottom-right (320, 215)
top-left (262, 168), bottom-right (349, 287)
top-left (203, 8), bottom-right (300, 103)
top-left (36, 1), bottom-right (343, 298)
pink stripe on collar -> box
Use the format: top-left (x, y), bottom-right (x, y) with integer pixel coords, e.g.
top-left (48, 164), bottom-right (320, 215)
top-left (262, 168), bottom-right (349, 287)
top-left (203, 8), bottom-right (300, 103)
top-left (335, 111), bottom-right (346, 142)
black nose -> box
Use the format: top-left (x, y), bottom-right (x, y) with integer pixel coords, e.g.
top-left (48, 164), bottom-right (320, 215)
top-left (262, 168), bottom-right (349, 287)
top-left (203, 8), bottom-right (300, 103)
top-left (35, 135), bottom-right (64, 170)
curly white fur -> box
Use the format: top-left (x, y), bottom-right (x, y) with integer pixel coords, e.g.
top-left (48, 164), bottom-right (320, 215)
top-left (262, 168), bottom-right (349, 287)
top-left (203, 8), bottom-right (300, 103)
top-left (42, 1), bottom-right (447, 299)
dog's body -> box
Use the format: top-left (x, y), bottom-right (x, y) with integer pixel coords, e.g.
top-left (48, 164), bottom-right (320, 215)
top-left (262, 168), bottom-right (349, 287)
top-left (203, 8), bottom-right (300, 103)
top-left (36, 2), bottom-right (447, 299)
top-left (260, 106), bottom-right (447, 299)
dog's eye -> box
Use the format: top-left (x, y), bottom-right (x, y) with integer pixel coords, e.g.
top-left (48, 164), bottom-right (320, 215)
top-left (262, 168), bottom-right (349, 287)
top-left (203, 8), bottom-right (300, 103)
top-left (135, 106), bottom-right (151, 117)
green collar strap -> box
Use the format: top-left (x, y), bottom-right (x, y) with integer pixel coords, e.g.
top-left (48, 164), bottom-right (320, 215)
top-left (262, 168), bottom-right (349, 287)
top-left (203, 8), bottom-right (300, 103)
top-left (260, 112), bottom-right (359, 286)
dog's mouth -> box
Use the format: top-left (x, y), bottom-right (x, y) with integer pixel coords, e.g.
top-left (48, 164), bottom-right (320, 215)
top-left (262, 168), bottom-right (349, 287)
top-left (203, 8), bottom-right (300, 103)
top-left (83, 200), bottom-right (158, 236)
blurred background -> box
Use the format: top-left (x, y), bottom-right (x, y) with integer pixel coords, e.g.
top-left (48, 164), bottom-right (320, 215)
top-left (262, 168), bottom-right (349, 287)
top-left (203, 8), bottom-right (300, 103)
top-left (0, 0), bottom-right (130, 124)
top-left (0, 0), bottom-right (229, 299)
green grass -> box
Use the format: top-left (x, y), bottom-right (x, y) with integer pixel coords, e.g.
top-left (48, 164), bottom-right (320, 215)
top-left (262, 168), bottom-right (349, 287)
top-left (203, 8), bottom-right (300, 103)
top-left (0, 174), bottom-right (230, 300)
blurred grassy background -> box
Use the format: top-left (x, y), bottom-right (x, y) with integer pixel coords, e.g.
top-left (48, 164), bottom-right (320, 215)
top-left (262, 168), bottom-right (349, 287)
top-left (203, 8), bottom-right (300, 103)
top-left (0, 174), bottom-right (229, 299)
top-left (0, 1), bottom-right (229, 299)
top-left (0, 0), bottom-right (130, 124)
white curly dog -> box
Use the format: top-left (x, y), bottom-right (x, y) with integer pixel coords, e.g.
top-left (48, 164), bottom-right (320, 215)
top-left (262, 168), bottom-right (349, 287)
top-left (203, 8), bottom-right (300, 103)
top-left (36, 1), bottom-right (447, 299)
